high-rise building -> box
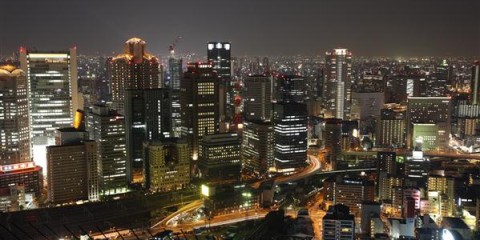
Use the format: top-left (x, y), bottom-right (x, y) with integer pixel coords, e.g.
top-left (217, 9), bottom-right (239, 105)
top-left (244, 75), bottom-right (273, 121)
top-left (322, 204), bottom-right (355, 240)
top-left (168, 55), bottom-right (183, 138)
top-left (108, 38), bottom-right (160, 114)
top-left (143, 139), bottom-right (190, 192)
top-left (20, 47), bottom-right (78, 172)
top-left (471, 61), bottom-right (480, 105)
top-left (407, 97), bottom-right (451, 150)
top-left (180, 62), bottom-right (220, 160)
top-left (376, 104), bottom-right (407, 148)
top-left (207, 42), bottom-right (231, 122)
top-left (198, 133), bottom-right (241, 181)
top-left (324, 49), bottom-right (352, 119)
top-left (86, 105), bottom-right (127, 195)
top-left (273, 102), bottom-right (307, 174)
top-left (0, 64), bottom-right (30, 164)
top-left (125, 88), bottom-right (172, 183)
top-left (377, 151), bottom-right (397, 176)
top-left (324, 118), bottom-right (343, 169)
top-left (47, 128), bottom-right (98, 204)
top-left (275, 75), bottom-right (305, 103)
top-left (242, 121), bottom-right (274, 175)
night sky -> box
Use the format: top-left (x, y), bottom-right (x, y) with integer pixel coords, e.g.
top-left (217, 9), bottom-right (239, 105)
top-left (1, 0), bottom-right (479, 57)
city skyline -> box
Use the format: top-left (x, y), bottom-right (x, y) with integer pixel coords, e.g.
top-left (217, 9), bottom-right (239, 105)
top-left (1, 0), bottom-right (479, 57)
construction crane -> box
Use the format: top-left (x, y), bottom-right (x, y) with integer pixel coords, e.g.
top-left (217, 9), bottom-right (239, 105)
top-left (169, 36), bottom-right (182, 56)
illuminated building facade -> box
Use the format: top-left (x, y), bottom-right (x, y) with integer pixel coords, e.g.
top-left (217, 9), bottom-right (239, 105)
top-left (125, 88), bottom-right (172, 183)
top-left (244, 75), bottom-right (273, 121)
top-left (20, 48), bottom-right (78, 172)
top-left (207, 42), bottom-right (231, 121)
top-left (86, 105), bottom-right (127, 195)
top-left (47, 128), bottom-right (97, 203)
top-left (168, 56), bottom-right (183, 138)
top-left (108, 38), bottom-right (160, 115)
top-left (0, 65), bottom-right (30, 164)
top-left (242, 121), bottom-right (274, 175)
top-left (180, 62), bottom-right (220, 160)
top-left (275, 75), bottom-right (305, 103)
top-left (143, 139), bottom-right (189, 192)
top-left (198, 133), bottom-right (241, 181)
top-left (0, 162), bottom-right (42, 197)
top-left (273, 102), bottom-right (307, 174)
top-left (324, 48), bottom-right (352, 119)
top-left (407, 97), bottom-right (451, 150)
top-left (322, 204), bottom-right (355, 240)
top-left (376, 104), bottom-right (407, 148)
top-left (324, 176), bottom-right (375, 215)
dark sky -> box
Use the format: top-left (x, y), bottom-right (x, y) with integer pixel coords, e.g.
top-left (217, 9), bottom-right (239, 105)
top-left (1, 0), bottom-right (479, 57)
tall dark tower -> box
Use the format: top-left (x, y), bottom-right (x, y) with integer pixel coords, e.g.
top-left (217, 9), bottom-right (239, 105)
top-left (471, 61), bottom-right (480, 105)
top-left (180, 62), bottom-right (220, 161)
top-left (124, 89), bottom-right (172, 183)
top-left (207, 42), bottom-right (232, 126)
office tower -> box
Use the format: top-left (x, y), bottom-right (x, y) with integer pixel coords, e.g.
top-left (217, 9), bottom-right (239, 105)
top-left (168, 55), bottom-right (183, 137)
top-left (20, 47), bottom-right (78, 172)
top-left (125, 88), bottom-right (172, 183)
top-left (324, 118), bottom-right (342, 169)
top-left (324, 49), bottom-right (352, 119)
top-left (0, 64), bottom-right (29, 164)
top-left (244, 75), bottom-right (273, 121)
top-left (198, 133), bottom-right (241, 181)
top-left (47, 128), bottom-right (98, 204)
top-left (323, 175), bottom-right (375, 215)
top-left (273, 102), bottom-right (307, 174)
top-left (471, 61), bottom-right (480, 105)
top-left (108, 38), bottom-right (160, 114)
top-left (168, 57), bottom-right (182, 90)
top-left (143, 139), bottom-right (190, 192)
top-left (86, 105), bottom-right (127, 195)
top-left (322, 204), bottom-right (355, 240)
top-left (180, 62), bottom-right (220, 160)
top-left (0, 162), bottom-right (42, 199)
top-left (242, 121), bottom-right (274, 175)
top-left (207, 42), bottom-right (231, 122)
top-left (376, 104), bottom-right (407, 148)
top-left (407, 97), bottom-right (451, 150)
top-left (275, 75), bottom-right (306, 103)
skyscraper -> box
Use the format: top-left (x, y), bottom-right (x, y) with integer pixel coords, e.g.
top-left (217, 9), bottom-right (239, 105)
top-left (275, 75), bottom-right (306, 103)
top-left (244, 75), bottom-right (273, 121)
top-left (376, 104), bottom-right (407, 148)
top-left (273, 102), bottom-right (308, 174)
top-left (168, 53), bottom-right (183, 137)
top-left (108, 38), bottom-right (160, 114)
top-left (324, 49), bottom-right (352, 119)
top-left (86, 105), bottom-right (127, 195)
top-left (47, 128), bottom-right (98, 204)
top-left (20, 47), bottom-right (78, 172)
top-left (181, 62), bottom-right (220, 160)
top-left (242, 121), bottom-right (274, 175)
top-left (0, 64), bottom-right (30, 164)
top-left (471, 61), bottom-right (480, 105)
top-left (125, 88), bottom-right (172, 183)
top-left (207, 42), bottom-right (231, 122)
